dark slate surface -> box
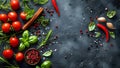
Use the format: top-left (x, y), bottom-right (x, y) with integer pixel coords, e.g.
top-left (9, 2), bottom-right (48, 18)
top-left (0, 0), bottom-right (120, 68)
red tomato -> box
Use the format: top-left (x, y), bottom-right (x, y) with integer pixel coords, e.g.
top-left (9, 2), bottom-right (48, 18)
top-left (20, 12), bottom-right (27, 20)
top-left (8, 12), bottom-right (18, 21)
top-left (12, 21), bottom-right (22, 31)
top-left (15, 52), bottom-right (24, 62)
top-left (2, 23), bottom-right (11, 33)
top-left (0, 14), bottom-right (8, 22)
top-left (10, 37), bottom-right (19, 47)
top-left (3, 49), bottom-right (14, 59)
top-left (10, 0), bottom-right (20, 10)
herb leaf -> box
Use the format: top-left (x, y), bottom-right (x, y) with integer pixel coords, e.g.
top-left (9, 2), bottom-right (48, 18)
top-left (109, 31), bottom-right (115, 39)
top-left (88, 22), bottom-right (96, 31)
top-left (22, 30), bottom-right (29, 40)
top-left (107, 10), bottom-right (116, 18)
top-left (43, 50), bottom-right (53, 57)
top-left (38, 29), bottom-right (52, 49)
top-left (23, 2), bottom-right (35, 20)
top-left (95, 32), bottom-right (101, 38)
top-left (39, 0), bottom-right (48, 4)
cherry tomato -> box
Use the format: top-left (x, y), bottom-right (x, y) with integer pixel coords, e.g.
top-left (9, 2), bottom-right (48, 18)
top-left (15, 52), bottom-right (24, 62)
top-left (2, 23), bottom-right (11, 33)
top-left (10, 0), bottom-right (20, 10)
top-left (3, 49), bottom-right (14, 59)
top-left (0, 14), bottom-right (8, 22)
top-left (8, 12), bottom-right (18, 21)
top-left (10, 37), bottom-right (19, 48)
top-left (20, 12), bottom-right (27, 20)
top-left (12, 21), bottom-right (22, 31)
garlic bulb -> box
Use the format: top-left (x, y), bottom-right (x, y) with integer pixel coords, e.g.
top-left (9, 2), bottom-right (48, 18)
top-left (97, 17), bottom-right (106, 23)
top-left (106, 22), bottom-right (116, 29)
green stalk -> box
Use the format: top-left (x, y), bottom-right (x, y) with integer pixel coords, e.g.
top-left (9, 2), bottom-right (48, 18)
top-left (37, 29), bottom-right (53, 49)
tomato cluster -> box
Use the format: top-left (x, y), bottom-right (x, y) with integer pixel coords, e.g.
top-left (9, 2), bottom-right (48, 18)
top-left (1, 0), bottom-right (27, 62)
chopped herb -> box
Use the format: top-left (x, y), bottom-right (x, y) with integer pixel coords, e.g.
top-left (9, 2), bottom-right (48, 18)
top-left (109, 31), bottom-right (115, 39)
top-left (95, 32), bottom-right (101, 38)
top-left (43, 50), bottom-right (53, 57)
top-left (23, 0), bottom-right (35, 20)
top-left (88, 22), bottom-right (96, 31)
top-left (33, 0), bottom-right (48, 5)
top-left (107, 10), bottom-right (116, 18)
top-left (37, 29), bottom-right (53, 49)
top-left (35, 16), bottom-right (50, 27)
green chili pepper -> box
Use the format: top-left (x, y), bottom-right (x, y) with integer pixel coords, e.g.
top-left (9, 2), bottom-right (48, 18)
top-left (41, 60), bottom-right (52, 68)
top-left (24, 42), bottom-right (30, 48)
top-left (18, 43), bottom-right (25, 51)
top-left (22, 30), bottom-right (29, 40)
top-left (28, 36), bottom-right (38, 44)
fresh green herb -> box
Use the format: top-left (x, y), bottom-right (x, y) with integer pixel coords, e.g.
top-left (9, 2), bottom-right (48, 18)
top-left (35, 16), bottom-right (50, 27)
top-left (39, 0), bottom-right (48, 4)
top-left (41, 60), bottom-right (52, 68)
top-left (95, 32), bottom-right (101, 38)
top-left (37, 29), bottom-right (53, 49)
top-left (43, 50), bottom-right (53, 57)
top-left (36, 65), bottom-right (40, 68)
top-left (19, 30), bottom-right (38, 51)
top-left (109, 31), bottom-right (115, 39)
top-left (33, 0), bottom-right (48, 5)
top-left (0, 0), bottom-right (11, 11)
top-left (18, 43), bottom-right (25, 51)
top-left (23, 0), bottom-right (35, 20)
top-left (88, 22), bottom-right (96, 31)
top-left (107, 10), bottom-right (116, 18)
top-left (0, 57), bottom-right (19, 68)
top-left (28, 36), bottom-right (38, 44)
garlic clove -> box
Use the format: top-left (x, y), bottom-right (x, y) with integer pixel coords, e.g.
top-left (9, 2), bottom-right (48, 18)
top-left (97, 17), bottom-right (106, 23)
top-left (106, 22), bottom-right (116, 29)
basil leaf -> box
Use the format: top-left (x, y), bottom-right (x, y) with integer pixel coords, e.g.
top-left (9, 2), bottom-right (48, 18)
top-left (28, 36), bottom-right (38, 44)
top-left (41, 60), bottom-right (52, 68)
top-left (88, 22), bottom-right (96, 31)
top-left (24, 42), bottom-right (30, 48)
top-left (43, 50), bottom-right (53, 57)
top-left (19, 38), bottom-right (26, 43)
top-left (39, 0), bottom-right (48, 4)
top-left (95, 32), bottom-right (101, 38)
top-left (109, 31), bottom-right (115, 39)
top-left (36, 65), bottom-right (40, 68)
top-left (18, 43), bottom-right (25, 51)
top-left (22, 30), bottom-right (29, 40)
top-left (107, 10), bottom-right (116, 18)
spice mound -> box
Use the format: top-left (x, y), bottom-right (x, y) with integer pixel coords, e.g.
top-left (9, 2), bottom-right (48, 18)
top-left (25, 48), bottom-right (41, 65)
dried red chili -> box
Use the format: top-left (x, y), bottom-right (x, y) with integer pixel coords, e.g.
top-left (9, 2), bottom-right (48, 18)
top-left (51, 0), bottom-right (60, 16)
top-left (97, 23), bottom-right (109, 42)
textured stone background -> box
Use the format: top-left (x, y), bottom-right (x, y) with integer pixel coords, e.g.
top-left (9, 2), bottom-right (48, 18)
top-left (1, 0), bottom-right (120, 68)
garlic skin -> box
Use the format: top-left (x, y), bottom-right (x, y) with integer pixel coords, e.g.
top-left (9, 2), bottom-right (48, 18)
top-left (97, 17), bottom-right (106, 23)
top-left (106, 22), bottom-right (116, 29)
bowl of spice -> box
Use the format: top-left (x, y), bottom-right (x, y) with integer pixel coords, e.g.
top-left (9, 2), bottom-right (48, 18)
top-left (25, 48), bottom-right (41, 65)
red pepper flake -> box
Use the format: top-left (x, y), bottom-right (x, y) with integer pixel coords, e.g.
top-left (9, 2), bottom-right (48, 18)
top-left (110, 43), bottom-right (113, 47)
top-left (80, 29), bottom-right (83, 34)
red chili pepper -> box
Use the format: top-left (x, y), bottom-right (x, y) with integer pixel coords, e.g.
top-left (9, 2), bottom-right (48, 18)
top-left (51, 0), bottom-right (60, 16)
top-left (97, 24), bottom-right (109, 42)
